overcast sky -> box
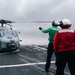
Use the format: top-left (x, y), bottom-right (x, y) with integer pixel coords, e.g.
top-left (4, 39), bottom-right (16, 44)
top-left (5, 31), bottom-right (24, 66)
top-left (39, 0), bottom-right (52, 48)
top-left (0, 0), bottom-right (75, 45)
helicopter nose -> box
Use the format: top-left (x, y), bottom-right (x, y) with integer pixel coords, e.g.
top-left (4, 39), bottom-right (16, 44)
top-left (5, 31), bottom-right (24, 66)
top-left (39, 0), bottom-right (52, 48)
top-left (10, 40), bottom-right (15, 43)
top-left (7, 40), bottom-right (16, 50)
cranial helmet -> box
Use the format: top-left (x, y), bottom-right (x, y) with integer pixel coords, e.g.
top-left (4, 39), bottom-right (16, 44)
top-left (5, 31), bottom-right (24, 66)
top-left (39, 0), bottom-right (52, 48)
top-left (60, 19), bottom-right (71, 28)
top-left (52, 20), bottom-right (60, 26)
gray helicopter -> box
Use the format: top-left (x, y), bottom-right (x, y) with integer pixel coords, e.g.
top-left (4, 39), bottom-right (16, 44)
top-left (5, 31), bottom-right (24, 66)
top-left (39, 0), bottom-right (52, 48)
top-left (0, 19), bottom-right (21, 53)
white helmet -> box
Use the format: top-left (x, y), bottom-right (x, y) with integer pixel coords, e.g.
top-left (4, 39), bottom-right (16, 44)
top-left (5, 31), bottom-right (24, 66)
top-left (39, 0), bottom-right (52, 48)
top-left (60, 19), bottom-right (71, 28)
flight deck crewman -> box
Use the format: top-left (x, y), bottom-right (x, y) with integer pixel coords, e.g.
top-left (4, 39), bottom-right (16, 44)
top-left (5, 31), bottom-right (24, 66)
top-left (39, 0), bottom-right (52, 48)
top-left (53, 19), bottom-right (75, 75)
top-left (39, 20), bottom-right (60, 72)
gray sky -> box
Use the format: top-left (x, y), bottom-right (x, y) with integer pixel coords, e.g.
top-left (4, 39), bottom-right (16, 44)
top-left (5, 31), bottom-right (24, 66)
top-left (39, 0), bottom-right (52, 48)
top-left (0, 0), bottom-right (75, 45)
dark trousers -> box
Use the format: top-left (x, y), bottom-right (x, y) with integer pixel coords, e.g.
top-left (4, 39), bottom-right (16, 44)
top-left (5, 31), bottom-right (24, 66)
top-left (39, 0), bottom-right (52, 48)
top-left (45, 42), bottom-right (54, 70)
top-left (55, 50), bottom-right (75, 75)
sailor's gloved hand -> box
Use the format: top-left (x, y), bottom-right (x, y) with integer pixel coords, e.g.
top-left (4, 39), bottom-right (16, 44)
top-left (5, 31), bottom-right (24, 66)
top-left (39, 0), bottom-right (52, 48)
top-left (39, 27), bottom-right (42, 30)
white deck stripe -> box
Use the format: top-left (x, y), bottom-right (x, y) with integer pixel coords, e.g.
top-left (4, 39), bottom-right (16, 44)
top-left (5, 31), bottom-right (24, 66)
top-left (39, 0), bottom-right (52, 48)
top-left (0, 61), bottom-right (55, 68)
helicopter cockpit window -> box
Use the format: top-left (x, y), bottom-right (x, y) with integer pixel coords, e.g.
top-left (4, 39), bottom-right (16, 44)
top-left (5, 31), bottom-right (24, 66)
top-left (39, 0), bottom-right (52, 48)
top-left (2, 30), bottom-right (18, 37)
top-left (2, 31), bottom-right (11, 36)
top-left (12, 31), bottom-right (18, 37)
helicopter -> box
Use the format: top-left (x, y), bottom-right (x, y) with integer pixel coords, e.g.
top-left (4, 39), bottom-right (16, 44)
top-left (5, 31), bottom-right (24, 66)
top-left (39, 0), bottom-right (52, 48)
top-left (0, 19), bottom-right (22, 53)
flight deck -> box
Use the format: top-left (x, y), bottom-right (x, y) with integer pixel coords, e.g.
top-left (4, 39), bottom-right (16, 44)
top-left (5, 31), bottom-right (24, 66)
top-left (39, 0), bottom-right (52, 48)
top-left (0, 45), bottom-right (70, 75)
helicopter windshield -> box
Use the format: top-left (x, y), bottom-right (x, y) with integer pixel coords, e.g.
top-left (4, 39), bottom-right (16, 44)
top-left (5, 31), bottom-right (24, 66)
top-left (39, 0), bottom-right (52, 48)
top-left (1, 30), bottom-right (18, 37)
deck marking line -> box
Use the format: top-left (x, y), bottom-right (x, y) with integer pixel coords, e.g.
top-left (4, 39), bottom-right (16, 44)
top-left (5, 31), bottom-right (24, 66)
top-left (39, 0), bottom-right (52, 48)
top-left (0, 61), bottom-right (55, 68)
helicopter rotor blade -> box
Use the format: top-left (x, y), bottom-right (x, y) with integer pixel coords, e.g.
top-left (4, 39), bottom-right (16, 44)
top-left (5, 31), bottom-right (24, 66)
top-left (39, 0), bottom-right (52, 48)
top-left (0, 19), bottom-right (14, 23)
top-left (15, 21), bottom-right (53, 23)
top-left (6, 24), bottom-right (13, 27)
top-left (0, 19), bottom-right (53, 24)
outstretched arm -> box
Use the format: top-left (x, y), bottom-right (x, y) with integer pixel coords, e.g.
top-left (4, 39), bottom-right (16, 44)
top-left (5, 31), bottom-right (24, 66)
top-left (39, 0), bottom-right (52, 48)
top-left (39, 27), bottom-right (50, 33)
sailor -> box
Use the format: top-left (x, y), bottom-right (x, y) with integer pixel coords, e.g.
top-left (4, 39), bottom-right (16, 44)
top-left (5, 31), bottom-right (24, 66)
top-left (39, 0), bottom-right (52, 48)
top-left (53, 19), bottom-right (75, 75)
top-left (39, 20), bottom-right (60, 72)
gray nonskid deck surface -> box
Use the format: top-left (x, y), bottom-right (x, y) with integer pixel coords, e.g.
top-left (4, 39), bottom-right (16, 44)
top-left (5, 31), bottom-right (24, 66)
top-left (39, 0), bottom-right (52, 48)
top-left (0, 45), bottom-right (70, 75)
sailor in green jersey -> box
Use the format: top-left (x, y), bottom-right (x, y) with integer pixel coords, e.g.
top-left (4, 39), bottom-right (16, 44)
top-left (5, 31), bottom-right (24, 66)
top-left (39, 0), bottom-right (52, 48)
top-left (39, 20), bottom-right (60, 72)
